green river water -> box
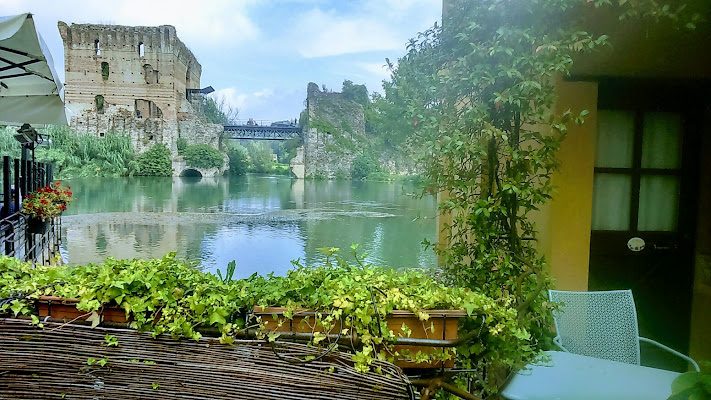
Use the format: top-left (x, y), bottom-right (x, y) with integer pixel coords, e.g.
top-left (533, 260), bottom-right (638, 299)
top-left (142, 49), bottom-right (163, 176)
top-left (60, 174), bottom-right (437, 278)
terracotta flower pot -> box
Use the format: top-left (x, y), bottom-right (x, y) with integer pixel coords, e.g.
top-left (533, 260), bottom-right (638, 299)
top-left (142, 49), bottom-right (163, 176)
top-left (253, 306), bottom-right (465, 369)
top-left (36, 296), bottom-right (128, 323)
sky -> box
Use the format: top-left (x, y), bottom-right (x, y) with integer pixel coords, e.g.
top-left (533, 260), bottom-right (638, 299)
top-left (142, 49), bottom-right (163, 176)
top-left (0, 0), bottom-right (442, 121)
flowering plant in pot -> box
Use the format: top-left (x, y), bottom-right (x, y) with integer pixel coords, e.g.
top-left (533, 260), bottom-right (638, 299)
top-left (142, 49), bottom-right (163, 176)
top-left (21, 182), bottom-right (73, 233)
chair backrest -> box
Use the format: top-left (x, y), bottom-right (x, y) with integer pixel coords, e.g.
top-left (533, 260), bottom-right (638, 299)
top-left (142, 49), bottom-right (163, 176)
top-left (549, 289), bottom-right (641, 365)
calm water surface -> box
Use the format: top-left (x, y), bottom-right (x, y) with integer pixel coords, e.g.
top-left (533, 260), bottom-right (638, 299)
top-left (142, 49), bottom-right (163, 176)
top-left (60, 175), bottom-right (437, 278)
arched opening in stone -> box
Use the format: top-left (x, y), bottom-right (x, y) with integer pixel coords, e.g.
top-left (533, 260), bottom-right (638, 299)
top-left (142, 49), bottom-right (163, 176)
top-left (180, 168), bottom-right (202, 178)
top-left (101, 62), bottom-right (109, 80)
top-left (143, 64), bottom-right (158, 84)
top-left (138, 42), bottom-right (145, 57)
top-left (95, 95), bottom-right (105, 114)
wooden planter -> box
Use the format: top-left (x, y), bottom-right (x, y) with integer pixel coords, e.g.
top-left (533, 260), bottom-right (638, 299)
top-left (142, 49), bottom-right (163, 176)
top-left (36, 296), bottom-right (128, 323)
top-left (253, 306), bottom-right (466, 369)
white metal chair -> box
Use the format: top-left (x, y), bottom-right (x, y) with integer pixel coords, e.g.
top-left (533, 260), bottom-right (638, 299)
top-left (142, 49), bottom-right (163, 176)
top-left (549, 289), bottom-right (699, 371)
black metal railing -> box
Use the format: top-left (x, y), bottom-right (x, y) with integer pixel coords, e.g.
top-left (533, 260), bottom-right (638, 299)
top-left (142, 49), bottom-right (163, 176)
top-left (0, 155), bottom-right (61, 264)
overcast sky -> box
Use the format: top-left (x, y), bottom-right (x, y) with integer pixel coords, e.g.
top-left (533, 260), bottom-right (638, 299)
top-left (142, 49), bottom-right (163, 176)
top-left (0, 0), bottom-right (441, 121)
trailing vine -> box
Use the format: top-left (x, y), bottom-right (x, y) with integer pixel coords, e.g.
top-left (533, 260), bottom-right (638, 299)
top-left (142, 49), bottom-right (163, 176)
top-left (0, 248), bottom-right (533, 385)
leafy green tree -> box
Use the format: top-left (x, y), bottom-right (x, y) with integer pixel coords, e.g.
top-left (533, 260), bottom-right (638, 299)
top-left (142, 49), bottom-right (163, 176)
top-left (226, 144), bottom-right (249, 176)
top-left (341, 80), bottom-right (369, 106)
top-left (246, 142), bottom-right (275, 173)
top-left (183, 144), bottom-right (224, 170)
top-left (198, 95), bottom-right (238, 125)
top-left (136, 143), bottom-right (172, 176)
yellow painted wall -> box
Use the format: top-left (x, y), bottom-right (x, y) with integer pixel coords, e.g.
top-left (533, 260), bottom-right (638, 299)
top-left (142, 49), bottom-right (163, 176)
top-left (541, 79), bottom-right (598, 291)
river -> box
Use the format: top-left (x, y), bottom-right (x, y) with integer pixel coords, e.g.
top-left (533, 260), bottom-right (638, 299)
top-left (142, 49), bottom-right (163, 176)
top-left (60, 175), bottom-right (437, 278)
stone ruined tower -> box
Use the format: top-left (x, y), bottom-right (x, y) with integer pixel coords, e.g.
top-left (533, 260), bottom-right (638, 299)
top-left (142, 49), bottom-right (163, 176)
top-left (57, 22), bottom-right (223, 160)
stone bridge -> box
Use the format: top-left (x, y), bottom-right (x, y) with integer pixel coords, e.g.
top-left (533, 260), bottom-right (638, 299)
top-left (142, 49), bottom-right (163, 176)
top-left (172, 157), bottom-right (225, 178)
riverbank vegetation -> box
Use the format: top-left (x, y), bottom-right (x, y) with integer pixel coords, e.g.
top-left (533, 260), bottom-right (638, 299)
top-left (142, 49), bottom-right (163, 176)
top-left (0, 125), bottom-right (139, 178)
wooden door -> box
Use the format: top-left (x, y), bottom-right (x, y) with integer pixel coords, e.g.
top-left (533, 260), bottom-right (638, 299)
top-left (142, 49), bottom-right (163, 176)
top-left (589, 81), bottom-right (701, 371)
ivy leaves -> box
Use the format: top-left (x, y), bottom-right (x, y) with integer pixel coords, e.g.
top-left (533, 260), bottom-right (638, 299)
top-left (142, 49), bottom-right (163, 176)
top-left (0, 249), bottom-right (531, 382)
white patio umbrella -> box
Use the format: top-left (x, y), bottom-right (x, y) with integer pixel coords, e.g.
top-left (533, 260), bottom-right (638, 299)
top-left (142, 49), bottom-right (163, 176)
top-left (0, 13), bottom-right (67, 126)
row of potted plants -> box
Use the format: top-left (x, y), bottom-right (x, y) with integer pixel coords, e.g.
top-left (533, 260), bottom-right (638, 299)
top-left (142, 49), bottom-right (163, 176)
top-left (0, 247), bottom-right (536, 384)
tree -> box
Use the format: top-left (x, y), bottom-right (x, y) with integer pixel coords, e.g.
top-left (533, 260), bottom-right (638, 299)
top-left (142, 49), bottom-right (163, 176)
top-left (226, 143), bottom-right (249, 176)
top-left (341, 80), bottom-right (369, 106)
top-left (198, 95), bottom-right (238, 125)
top-left (246, 142), bottom-right (274, 173)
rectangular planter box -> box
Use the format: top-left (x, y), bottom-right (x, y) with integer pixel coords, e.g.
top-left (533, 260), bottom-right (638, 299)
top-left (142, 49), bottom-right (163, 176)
top-left (36, 296), bottom-right (128, 323)
top-left (253, 306), bottom-right (466, 369)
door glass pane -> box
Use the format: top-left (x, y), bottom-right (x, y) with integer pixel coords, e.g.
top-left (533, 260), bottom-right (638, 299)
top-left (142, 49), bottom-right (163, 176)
top-left (641, 112), bottom-right (682, 169)
top-left (592, 173), bottom-right (632, 231)
top-left (638, 175), bottom-right (680, 231)
top-left (596, 110), bottom-right (635, 168)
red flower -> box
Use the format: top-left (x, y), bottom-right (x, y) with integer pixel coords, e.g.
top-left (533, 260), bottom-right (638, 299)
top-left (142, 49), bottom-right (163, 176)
top-left (56, 181), bottom-right (61, 186)
top-left (40, 199), bottom-right (47, 205)
top-left (67, 185), bottom-right (71, 190)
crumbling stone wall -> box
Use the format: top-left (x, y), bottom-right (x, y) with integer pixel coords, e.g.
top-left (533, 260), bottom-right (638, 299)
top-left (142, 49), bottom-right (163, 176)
top-left (302, 82), bottom-right (366, 178)
top-left (58, 22), bottom-right (224, 175)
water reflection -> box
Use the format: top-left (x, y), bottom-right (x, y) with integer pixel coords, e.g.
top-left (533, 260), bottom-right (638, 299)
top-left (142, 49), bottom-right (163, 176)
top-left (61, 175), bottom-right (437, 277)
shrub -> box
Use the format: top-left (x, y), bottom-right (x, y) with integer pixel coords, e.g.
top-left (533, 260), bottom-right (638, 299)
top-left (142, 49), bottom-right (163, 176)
top-left (136, 143), bottom-right (172, 176)
top-left (351, 153), bottom-right (380, 180)
top-left (176, 137), bottom-right (187, 155)
top-left (183, 144), bottom-right (224, 170)
top-left (226, 144), bottom-right (248, 176)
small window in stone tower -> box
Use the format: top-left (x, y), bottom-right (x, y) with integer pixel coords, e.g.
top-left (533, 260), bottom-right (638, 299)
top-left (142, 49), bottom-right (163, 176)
top-left (95, 95), bottom-right (105, 114)
top-left (94, 39), bottom-right (101, 56)
top-left (139, 42), bottom-right (145, 57)
top-left (100, 62), bottom-right (109, 80)
top-left (143, 64), bottom-right (156, 84)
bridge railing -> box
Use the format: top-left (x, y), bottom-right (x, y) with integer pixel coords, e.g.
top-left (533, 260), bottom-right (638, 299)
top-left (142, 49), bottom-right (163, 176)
top-left (231, 119), bottom-right (299, 128)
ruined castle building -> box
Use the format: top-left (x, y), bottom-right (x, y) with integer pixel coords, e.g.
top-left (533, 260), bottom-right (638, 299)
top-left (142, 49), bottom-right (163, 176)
top-left (57, 22), bottom-right (223, 163)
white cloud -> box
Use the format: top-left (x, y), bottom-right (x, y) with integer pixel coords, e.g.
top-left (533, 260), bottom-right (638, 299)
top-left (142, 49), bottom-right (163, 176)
top-left (213, 86), bottom-right (284, 120)
top-left (253, 88), bottom-right (274, 98)
top-left (1, 0), bottom-right (260, 49)
top-left (359, 62), bottom-right (392, 82)
top-left (293, 9), bottom-right (402, 58)
top-left (213, 87), bottom-right (248, 112)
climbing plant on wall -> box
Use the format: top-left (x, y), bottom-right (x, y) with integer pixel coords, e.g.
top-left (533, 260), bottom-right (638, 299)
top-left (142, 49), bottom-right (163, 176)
top-left (384, 0), bottom-right (703, 394)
